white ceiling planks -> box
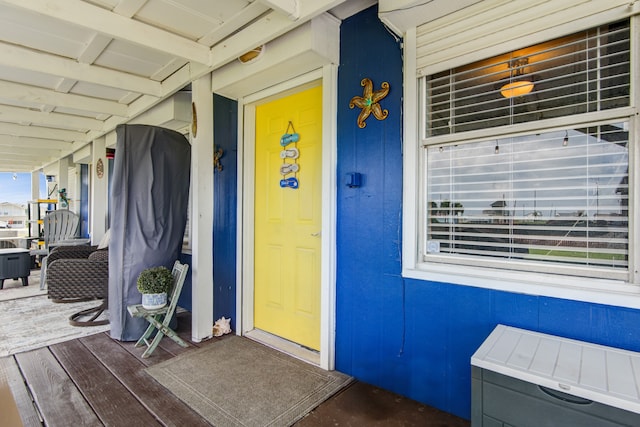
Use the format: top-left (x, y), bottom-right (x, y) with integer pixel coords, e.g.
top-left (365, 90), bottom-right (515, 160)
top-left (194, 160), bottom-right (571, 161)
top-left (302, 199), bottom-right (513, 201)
top-left (0, 0), bottom-right (347, 172)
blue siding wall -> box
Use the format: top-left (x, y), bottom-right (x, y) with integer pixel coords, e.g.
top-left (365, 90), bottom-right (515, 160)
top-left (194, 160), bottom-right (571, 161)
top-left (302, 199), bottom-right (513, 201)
top-left (212, 94), bottom-right (238, 327)
top-left (178, 94), bottom-right (238, 327)
top-left (336, 6), bottom-right (640, 420)
top-left (79, 164), bottom-right (89, 238)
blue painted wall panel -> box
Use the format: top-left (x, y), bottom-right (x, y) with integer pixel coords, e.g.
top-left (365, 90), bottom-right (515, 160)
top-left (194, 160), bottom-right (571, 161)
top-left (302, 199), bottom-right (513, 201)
top-left (212, 94), bottom-right (238, 327)
top-left (336, 6), bottom-right (640, 420)
top-left (177, 94), bottom-right (237, 322)
top-left (336, 2), bottom-right (403, 393)
top-left (79, 164), bottom-right (89, 238)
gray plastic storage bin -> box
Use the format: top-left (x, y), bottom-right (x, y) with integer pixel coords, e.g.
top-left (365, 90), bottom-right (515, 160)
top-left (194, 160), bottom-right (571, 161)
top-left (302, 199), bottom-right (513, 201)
top-left (471, 325), bottom-right (640, 427)
top-left (0, 248), bottom-right (30, 288)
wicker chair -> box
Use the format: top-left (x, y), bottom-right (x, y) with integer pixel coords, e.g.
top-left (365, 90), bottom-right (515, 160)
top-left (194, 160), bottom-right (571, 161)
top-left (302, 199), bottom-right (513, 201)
top-left (46, 245), bottom-right (109, 326)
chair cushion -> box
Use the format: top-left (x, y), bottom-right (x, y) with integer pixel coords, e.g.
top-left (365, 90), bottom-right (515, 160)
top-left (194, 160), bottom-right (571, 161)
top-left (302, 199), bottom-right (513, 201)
top-left (88, 249), bottom-right (108, 262)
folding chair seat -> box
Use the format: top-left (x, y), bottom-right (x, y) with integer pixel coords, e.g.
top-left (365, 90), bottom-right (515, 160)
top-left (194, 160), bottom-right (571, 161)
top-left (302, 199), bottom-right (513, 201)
top-left (127, 260), bottom-right (189, 358)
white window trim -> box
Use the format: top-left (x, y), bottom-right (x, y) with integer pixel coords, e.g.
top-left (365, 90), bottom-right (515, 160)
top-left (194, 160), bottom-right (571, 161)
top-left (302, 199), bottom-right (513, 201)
top-left (402, 19), bottom-right (640, 309)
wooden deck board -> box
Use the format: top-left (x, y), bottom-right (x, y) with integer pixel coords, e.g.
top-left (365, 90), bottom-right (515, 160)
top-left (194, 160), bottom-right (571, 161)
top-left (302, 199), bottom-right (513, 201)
top-left (4, 310), bottom-right (470, 427)
top-left (79, 332), bottom-right (212, 426)
top-left (50, 338), bottom-right (162, 426)
top-left (15, 348), bottom-right (101, 427)
top-left (1, 355), bottom-right (40, 427)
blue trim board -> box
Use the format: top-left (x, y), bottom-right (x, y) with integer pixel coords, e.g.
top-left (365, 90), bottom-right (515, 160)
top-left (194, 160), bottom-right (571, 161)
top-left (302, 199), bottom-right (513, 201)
top-left (212, 94), bottom-right (238, 329)
top-left (336, 6), bottom-right (640, 420)
top-left (79, 164), bottom-right (89, 238)
top-left (180, 95), bottom-right (238, 327)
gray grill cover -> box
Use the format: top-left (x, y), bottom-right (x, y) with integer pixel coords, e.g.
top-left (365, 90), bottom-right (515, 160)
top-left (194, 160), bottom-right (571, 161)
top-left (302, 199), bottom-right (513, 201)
top-left (109, 124), bottom-right (191, 341)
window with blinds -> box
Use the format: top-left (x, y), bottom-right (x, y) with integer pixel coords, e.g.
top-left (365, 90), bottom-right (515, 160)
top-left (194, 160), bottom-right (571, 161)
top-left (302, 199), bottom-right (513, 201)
top-left (426, 123), bottom-right (628, 273)
top-left (424, 20), bottom-right (630, 137)
top-left (421, 20), bottom-right (632, 278)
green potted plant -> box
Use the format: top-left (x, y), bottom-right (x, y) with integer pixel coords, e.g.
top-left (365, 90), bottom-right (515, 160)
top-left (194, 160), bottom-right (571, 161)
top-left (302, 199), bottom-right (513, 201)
top-left (136, 266), bottom-right (174, 310)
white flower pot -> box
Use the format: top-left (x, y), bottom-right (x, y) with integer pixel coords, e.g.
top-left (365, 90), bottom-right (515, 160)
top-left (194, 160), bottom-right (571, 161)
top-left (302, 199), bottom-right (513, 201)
top-left (141, 292), bottom-right (167, 310)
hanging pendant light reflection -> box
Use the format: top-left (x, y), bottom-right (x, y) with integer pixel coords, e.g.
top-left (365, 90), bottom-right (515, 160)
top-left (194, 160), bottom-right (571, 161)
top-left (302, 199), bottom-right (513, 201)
top-left (500, 58), bottom-right (534, 98)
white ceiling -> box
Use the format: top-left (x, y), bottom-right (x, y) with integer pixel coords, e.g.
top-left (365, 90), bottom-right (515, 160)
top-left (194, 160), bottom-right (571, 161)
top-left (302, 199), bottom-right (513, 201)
top-left (0, 0), bottom-right (350, 173)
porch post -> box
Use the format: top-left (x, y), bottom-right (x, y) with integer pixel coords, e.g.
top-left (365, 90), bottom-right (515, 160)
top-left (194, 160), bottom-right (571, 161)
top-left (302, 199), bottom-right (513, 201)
top-left (90, 136), bottom-right (108, 244)
top-left (191, 73), bottom-right (214, 342)
top-left (30, 172), bottom-right (39, 200)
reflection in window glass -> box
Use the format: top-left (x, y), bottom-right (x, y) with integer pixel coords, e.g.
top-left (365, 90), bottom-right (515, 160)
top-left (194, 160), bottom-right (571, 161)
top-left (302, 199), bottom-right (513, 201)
top-left (426, 123), bottom-right (628, 271)
top-left (425, 21), bottom-right (630, 136)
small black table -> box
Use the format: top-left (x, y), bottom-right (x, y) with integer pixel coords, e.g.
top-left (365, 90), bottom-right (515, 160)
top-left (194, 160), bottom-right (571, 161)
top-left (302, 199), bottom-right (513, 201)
top-left (0, 248), bottom-right (30, 289)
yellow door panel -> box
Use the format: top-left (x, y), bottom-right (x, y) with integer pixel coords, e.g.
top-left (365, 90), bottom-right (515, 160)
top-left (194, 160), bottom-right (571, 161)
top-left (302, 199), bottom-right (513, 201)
top-left (254, 85), bottom-right (322, 350)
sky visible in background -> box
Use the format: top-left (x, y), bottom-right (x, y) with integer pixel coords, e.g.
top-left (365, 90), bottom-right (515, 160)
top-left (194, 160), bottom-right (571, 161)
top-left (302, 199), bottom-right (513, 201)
top-left (0, 172), bottom-right (46, 205)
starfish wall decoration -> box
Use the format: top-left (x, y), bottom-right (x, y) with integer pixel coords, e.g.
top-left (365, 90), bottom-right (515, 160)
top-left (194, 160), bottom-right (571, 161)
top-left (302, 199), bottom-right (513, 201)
top-left (349, 78), bottom-right (390, 128)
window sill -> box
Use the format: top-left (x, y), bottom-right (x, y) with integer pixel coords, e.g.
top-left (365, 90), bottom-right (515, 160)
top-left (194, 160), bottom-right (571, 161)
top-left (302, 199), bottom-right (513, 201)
top-left (403, 263), bottom-right (640, 310)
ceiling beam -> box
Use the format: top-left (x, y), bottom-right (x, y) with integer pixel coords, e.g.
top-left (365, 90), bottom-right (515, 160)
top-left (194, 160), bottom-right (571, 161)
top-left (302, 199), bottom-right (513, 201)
top-left (79, 0), bottom-right (348, 148)
top-left (0, 150), bottom-right (60, 162)
top-left (0, 135), bottom-right (74, 150)
top-left (259, 0), bottom-right (300, 19)
top-left (113, 0), bottom-right (149, 18)
top-left (198, 2), bottom-right (270, 47)
top-left (4, 0), bottom-right (211, 65)
top-left (209, 1), bottom-right (342, 70)
top-left (0, 80), bottom-right (127, 117)
top-left (0, 105), bottom-right (103, 131)
top-left (0, 157), bottom-right (47, 167)
top-left (0, 123), bottom-right (88, 142)
top-left (0, 42), bottom-right (162, 96)
top-left (0, 152), bottom-right (59, 165)
top-left (78, 33), bottom-right (113, 64)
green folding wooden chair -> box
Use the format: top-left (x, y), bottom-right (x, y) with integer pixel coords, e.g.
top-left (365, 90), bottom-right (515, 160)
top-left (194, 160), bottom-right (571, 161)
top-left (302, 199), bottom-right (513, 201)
top-left (127, 260), bottom-right (189, 358)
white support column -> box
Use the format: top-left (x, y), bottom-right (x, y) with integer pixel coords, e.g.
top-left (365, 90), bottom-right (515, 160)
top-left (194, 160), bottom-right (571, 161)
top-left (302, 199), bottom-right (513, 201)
top-left (58, 157), bottom-right (70, 209)
top-left (191, 74), bottom-right (214, 342)
top-left (91, 136), bottom-right (108, 244)
top-left (30, 171), bottom-right (40, 238)
top-left (30, 171), bottom-right (39, 200)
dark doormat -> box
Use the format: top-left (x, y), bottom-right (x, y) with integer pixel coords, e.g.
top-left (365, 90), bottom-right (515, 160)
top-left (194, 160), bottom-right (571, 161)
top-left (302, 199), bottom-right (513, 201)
top-left (146, 335), bottom-right (352, 427)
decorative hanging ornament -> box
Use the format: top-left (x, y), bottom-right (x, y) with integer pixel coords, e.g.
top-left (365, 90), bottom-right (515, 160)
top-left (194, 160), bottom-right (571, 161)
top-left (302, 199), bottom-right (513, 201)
top-left (191, 102), bottom-right (197, 137)
top-left (96, 158), bottom-right (104, 179)
top-left (280, 121), bottom-right (299, 146)
top-left (279, 121), bottom-right (300, 189)
top-left (349, 78), bottom-right (390, 128)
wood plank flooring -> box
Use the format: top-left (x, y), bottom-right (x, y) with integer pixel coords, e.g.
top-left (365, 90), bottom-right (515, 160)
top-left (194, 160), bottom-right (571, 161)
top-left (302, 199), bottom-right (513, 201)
top-left (2, 312), bottom-right (470, 427)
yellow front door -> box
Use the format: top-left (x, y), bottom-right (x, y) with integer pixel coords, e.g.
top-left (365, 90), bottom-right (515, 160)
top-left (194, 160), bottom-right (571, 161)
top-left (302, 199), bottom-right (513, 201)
top-left (254, 85), bottom-right (322, 350)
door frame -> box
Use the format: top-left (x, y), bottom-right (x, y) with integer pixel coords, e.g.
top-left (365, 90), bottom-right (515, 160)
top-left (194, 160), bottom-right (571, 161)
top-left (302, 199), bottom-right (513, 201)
top-left (237, 66), bottom-right (338, 370)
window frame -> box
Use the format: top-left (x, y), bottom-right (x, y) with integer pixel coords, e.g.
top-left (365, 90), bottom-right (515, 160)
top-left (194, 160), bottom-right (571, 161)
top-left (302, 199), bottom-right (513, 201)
top-left (401, 18), bottom-right (640, 309)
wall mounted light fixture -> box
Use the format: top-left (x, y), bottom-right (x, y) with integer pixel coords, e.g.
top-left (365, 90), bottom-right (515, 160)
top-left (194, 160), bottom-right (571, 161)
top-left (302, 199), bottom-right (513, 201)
top-left (238, 45), bottom-right (265, 64)
top-left (500, 58), bottom-right (534, 98)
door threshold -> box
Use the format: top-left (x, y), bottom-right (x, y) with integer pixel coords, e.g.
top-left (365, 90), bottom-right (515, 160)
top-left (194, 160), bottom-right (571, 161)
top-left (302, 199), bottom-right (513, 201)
top-left (244, 329), bottom-right (320, 367)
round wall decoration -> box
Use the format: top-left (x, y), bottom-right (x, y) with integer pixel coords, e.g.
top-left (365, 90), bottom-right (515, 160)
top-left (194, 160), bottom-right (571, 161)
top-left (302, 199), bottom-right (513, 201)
top-left (96, 158), bottom-right (104, 179)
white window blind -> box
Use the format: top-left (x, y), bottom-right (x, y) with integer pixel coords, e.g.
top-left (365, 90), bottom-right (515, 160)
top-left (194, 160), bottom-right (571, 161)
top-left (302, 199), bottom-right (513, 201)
top-left (424, 20), bottom-right (630, 137)
top-left (425, 123), bottom-right (629, 275)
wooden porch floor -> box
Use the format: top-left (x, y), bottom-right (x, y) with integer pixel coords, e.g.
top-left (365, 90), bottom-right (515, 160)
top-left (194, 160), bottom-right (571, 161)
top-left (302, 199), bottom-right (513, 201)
top-left (1, 312), bottom-right (470, 427)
